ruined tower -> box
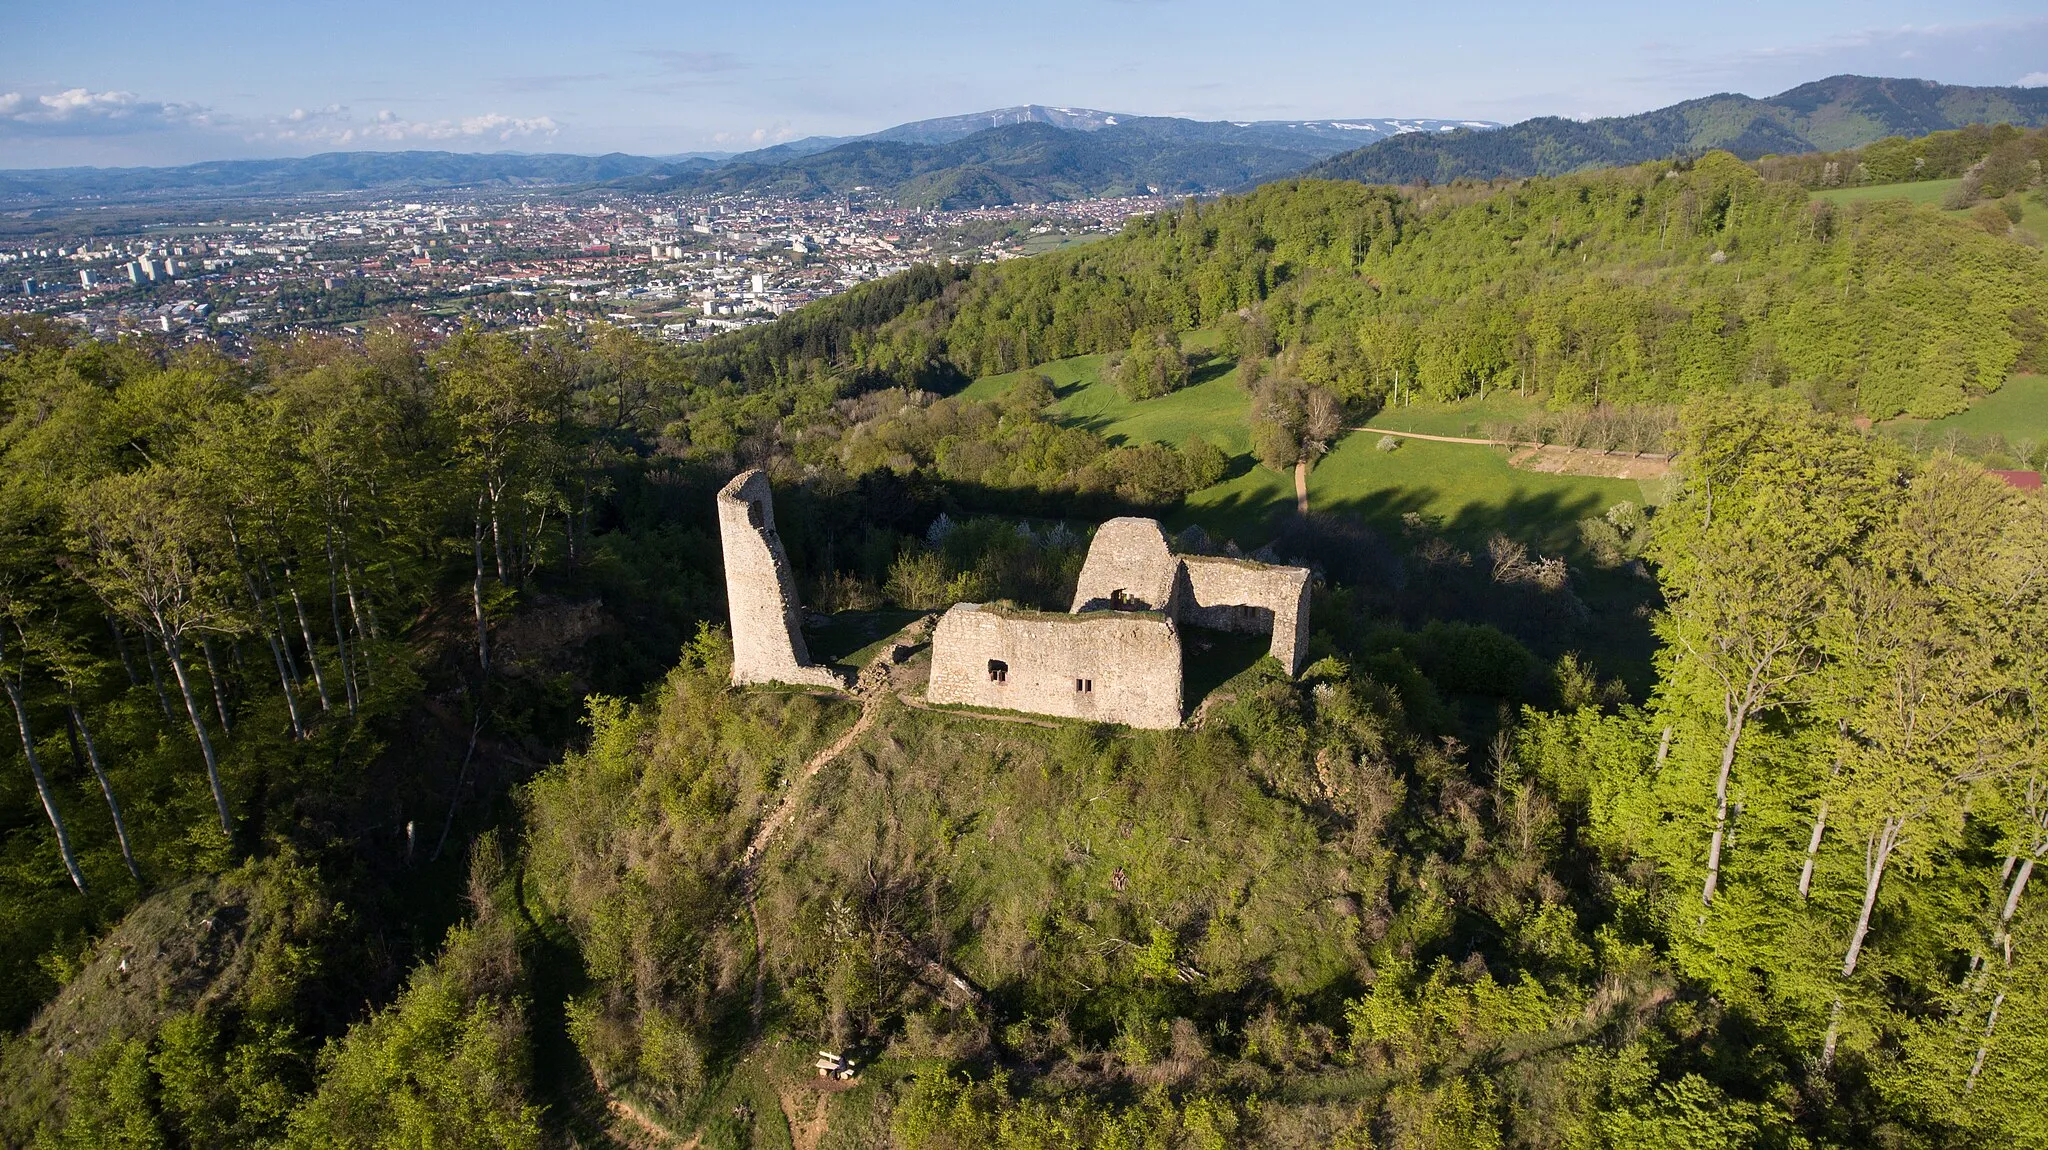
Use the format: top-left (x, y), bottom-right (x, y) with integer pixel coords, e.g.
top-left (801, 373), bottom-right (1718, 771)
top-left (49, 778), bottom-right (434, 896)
top-left (715, 470), bottom-right (845, 689)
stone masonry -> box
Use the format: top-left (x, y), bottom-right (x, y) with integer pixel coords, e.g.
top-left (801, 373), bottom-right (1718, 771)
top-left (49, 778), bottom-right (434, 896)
top-left (716, 470), bottom-right (846, 689)
top-left (1068, 518), bottom-right (1311, 676)
top-left (716, 472), bottom-right (1311, 724)
top-left (925, 604), bottom-right (1184, 728)
top-left (1070, 518), bottom-right (1181, 612)
top-left (1177, 556), bottom-right (1311, 676)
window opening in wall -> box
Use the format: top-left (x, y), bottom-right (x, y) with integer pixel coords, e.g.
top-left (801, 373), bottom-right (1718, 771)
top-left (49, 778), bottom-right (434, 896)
top-left (1075, 678), bottom-right (1092, 693)
top-left (988, 660), bottom-right (1008, 683)
top-left (1109, 589), bottom-right (1130, 608)
top-left (746, 500), bottom-right (763, 528)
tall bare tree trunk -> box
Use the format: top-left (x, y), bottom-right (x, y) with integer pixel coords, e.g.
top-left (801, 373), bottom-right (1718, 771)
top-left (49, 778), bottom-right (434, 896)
top-left (489, 484), bottom-right (507, 583)
top-left (254, 563), bottom-right (303, 693)
top-left (1966, 990), bottom-right (2006, 1093)
top-left (324, 527), bottom-right (357, 715)
top-left (2, 666), bottom-right (85, 892)
top-left (1703, 703), bottom-right (1751, 905)
top-left (473, 505), bottom-right (491, 674)
top-left (1799, 799), bottom-right (1829, 901)
top-left (1997, 853), bottom-right (2036, 957)
top-left (1821, 997), bottom-right (1843, 1067)
top-left (285, 565), bottom-right (332, 712)
top-left (201, 637), bottom-right (232, 735)
top-left (69, 704), bottom-right (138, 881)
top-left (263, 631), bottom-right (304, 739)
top-left (108, 615), bottom-right (139, 686)
top-left (1842, 818), bottom-right (1902, 978)
top-left (161, 632), bottom-right (231, 838)
top-left (341, 553), bottom-right (373, 692)
top-left (142, 638), bottom-right (176, 723)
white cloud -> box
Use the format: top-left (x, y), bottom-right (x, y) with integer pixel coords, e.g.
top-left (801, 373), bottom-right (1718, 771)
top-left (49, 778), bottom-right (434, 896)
top-left (0, 84), bottom-right (559, 156)
top-left (258, 106), bottom-right (560, 146)
top-left (2021, 71), bottom-right (2048, 87)
top-left (0, 87), bottom-right (214, 134)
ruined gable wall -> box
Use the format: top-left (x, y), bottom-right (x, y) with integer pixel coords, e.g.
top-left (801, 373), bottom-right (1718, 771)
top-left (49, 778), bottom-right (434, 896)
top-left (1069, 518), bottom-right (1180, 613)
top-left (1178, 556), bottom-right (1311, 676)
top-left (926, 604), bottom-right (1183, 729)
top-left (716, 470), bottom-right (844, 689)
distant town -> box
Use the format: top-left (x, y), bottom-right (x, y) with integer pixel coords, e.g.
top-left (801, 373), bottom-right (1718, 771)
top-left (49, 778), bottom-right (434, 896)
top-left (0, 189), bottom-right (1185, 348)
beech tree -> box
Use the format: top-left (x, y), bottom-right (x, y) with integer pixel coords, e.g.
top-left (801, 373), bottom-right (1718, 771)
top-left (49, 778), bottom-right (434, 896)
top-left (69, 467), bottom-right (235, 838)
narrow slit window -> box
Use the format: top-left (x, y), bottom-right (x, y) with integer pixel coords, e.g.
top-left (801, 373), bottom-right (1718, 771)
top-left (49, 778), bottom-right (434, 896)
top-left (1076, 678), bottom-right (1093, 693)
top-left (988, 660), bottom-right (1008, 683)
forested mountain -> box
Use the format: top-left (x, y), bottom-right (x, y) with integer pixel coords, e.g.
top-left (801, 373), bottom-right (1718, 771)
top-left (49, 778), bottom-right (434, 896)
top-left (615, 116), bottom-right (1489, 207)
top-left (0, 109), bottom-right (1484, 209)
top-left (1303, 74), bottom-right (2048, 186)
top-left (736, 105), bottom-right (1497, 162)
top-left (3, 147), bottom-right (2048, 1147)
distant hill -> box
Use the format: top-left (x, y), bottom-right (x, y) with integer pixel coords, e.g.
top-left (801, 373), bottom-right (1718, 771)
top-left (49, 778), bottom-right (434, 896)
top-left (621, 114), bottom-right (1499, 208)
top-left (0, 107), bottom-right (1495, 209)
top-left (0, 151), bottom-right (692, 205)
top-left (1300, 75), bottom-right (2048, 186)
top-left (725, 105), bottom-right (1497, 164)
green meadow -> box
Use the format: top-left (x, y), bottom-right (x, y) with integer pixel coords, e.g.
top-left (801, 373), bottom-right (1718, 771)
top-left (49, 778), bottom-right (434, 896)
top-left (964, 348), bottom-right (1646, 550)
top-left (1815, 177), bottom-right (2048, 242)
top-left (1880, 373), bottom-right (2048, 451)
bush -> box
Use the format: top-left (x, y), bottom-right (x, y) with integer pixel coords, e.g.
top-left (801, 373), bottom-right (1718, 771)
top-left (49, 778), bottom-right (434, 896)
top-left (1182, 437), bottom-right (1228, 488)
top-left (1113, 329), bottom-right (1190, 401)
top-left (1972, 203), bottom-right (2013, 236)
top-left (1410, 621), bottom-right (1535, 697)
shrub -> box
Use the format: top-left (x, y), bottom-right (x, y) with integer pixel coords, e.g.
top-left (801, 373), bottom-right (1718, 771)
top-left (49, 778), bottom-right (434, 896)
top-left (1113, 329), bottom-right (1190, 401)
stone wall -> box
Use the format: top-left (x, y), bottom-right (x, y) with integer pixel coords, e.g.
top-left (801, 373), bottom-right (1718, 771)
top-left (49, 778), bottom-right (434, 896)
top-left (1070, 518), bottom-right (1180, 612)
top-left (1178, 556), bottom-right (1312, 675)
top-left (715, 471), bottom-right (845, 689)
top-left (925, 604), bottom-right (1183, 728)
top-left (713, 473), bottom-right (1314, 726)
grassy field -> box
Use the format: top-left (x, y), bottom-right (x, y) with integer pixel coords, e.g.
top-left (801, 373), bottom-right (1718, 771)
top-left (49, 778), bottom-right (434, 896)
top-left (964, 348), bottom-right (1648, 550)
top-left (1177, 433), bottom-right (1642, 552)
top-left (1881, 373), bottom-right (2048, 449)
top-left (962, 350), bottom-right (1256, 454)
top-left (1815, 179), bottom-right (2048, 243)
top-left (1361, 392), bottom-right (1550, 438)
top-left (1814, 178), bottom-right (1965, 208)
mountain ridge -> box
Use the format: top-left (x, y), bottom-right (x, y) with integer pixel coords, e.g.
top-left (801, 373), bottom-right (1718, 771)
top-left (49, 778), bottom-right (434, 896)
top-left (0, 106), bottom-right (1493, 207)
top-left (1299, 74), bottom-right (2048, 185)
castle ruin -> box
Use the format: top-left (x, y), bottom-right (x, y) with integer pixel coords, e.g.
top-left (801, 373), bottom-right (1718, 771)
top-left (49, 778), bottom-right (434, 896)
top-left (716, 470), bottom-right (847, 689)
top-left (718, 473), bottom-right (1312, 726)
top-left (925, 604), bottom-right (1185, 728)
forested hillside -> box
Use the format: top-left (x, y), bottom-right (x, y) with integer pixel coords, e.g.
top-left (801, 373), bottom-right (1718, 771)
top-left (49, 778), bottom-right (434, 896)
top-left (616, 119), bottom-right (1366, 209)
top-left (764, 152), bottom-right (2047, 422)
top-left (2, 143), bottom-right (2047, 1148)
top-left (1301, 74), bottom-right (2048, 188)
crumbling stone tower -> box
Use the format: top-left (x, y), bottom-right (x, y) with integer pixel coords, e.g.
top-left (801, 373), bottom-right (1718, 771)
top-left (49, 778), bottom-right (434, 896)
top-left (716, 470), bottom-right (845, 689)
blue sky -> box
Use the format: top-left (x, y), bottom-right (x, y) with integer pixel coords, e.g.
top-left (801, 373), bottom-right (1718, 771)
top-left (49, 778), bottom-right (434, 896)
top-left (3, 0), bottom-right (2045, 168)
